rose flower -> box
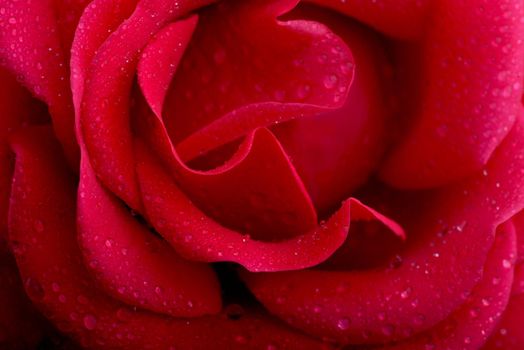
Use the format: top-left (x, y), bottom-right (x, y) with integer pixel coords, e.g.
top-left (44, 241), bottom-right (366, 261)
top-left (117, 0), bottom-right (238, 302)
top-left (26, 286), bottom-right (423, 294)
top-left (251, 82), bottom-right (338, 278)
top-left (1, 0), bottom-right (524, 349)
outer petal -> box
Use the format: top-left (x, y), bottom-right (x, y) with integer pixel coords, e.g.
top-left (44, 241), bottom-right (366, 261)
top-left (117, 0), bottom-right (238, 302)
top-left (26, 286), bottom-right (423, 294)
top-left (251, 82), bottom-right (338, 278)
top-left (8, 126), bottom-right (323, 350)
top-left (483, 211), bottom-right (524, 349)
top-left (381, 220), bottom-right (516, 349)
top-left (79, 0), bottom-right (215, 210)
top-left (242, 116), bottom-right (524, 344)
top-left (77, 155), bottom-right (222, 317)
top-left (135, 139), bottom-right (403, 272)
top-left (483, 294), bottom-right (524, 349)
top-left (380, 0), bottom-right (524, 189)
top-left (0, 0), bottom-right (78, 163)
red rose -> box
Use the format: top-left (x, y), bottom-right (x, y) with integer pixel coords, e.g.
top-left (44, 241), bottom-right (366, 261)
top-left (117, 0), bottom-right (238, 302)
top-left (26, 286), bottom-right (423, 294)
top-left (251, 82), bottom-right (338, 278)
top-left (1, 0), bottom-right (524, 349)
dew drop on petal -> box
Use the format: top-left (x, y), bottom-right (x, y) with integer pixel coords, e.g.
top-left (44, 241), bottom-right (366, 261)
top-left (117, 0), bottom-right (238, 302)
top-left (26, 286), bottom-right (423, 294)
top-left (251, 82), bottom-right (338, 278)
top-left (337, 318), bottom-right (350, 330)
top-left (83, 314), bottom-right (97, 330)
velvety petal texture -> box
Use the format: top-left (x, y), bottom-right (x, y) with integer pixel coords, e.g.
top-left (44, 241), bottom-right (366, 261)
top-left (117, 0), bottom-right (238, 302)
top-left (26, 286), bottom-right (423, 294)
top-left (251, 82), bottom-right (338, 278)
top-left (1, 0), bottom-right (524, 348)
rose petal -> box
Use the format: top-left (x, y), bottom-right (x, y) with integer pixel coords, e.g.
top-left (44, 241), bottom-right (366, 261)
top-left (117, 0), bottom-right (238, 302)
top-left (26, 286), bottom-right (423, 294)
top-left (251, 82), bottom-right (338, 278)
top-left (77, 155), bottom-right (222, 317)
top-left (483, 295), bottom-right (524, 349)
top-left (162, 0), bottom-right (353, 147)
top-left (381, 220), bottom-right (516, 349)
top-left (242, 115), bottom-right (524, 344)
top-left (0, 67), bottom-right (47, 252)
top-left (78, 0), bottom-right (215, 210)
top-left (271, 4), bottom-right (391, 215)
top-left (8, 126), bottom-right (326, 349)
top-left (135, 138), bottom-right (403, 272)
top-left (137, 15), bottom-right (197, 117)
top-left (306, 0), bottom-right (430, 39)
top-left (380, 0), bottom-right (524, 189)
top-left (0, 0), bottom-right (78, 163)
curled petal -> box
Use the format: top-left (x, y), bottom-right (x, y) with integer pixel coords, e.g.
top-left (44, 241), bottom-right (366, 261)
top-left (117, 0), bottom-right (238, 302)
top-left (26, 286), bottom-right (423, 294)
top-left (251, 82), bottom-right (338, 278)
top-left (135, 139), bottom-right (403, 272)
top-left (0, 0), bottom-right (78, 163)
top-left (77, 155), bottom-right (222, 317)
top-left (79, 0), bottom-right (214, 210)
top-left (242, 116), bottom-right (524, 344)
top-left (8, 126), bottom-right (323, 349)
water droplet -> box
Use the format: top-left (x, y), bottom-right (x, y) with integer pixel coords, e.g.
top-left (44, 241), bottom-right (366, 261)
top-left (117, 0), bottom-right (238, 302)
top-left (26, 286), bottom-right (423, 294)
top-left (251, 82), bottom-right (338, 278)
top-left (323, 75), bottom-right (338, 89)
top-left (58, 294), bottom-right (67, 303)
top-left (337, 318), bottom-right (350, 330)
top-left (464, 336), bottom-right (471, 344)
top-left (481, 298), bottom-right (490, 307)
top-left (105, 239), bottom-right (113, 248)
top-left (155, 286), bottom-right (163, 295)
top-left (266, 343), bottom-right (278, 350)
top-left (502, 259), bottom-right (512, 268)
top-left (8, 17), bottom-right (16, 24)
top-left (83, 314), bottom-right (97, 330)
top-left (400, 287), bottom-right (412, 299)
top-left (312, 305), bottom-right (322, 313)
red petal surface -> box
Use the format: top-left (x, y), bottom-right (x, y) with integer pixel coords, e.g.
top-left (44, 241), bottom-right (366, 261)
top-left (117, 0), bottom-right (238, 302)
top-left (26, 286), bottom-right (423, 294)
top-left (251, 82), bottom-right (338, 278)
top-left (77, 156), bottom-right (222, 317)
top-left (0, 68), bottom-right (47, 251)
top-left (137, 15), bottom-right (197, 117)
top-left (135, 139), bottom-right (403, 272)
top-left (0, 0), bottom-right (78, 163)
top-left (381, 220), bottom-right (516, 349)
top-left (242, 116), bottom-right (524, 344)
top-left (305, 0), bottom-right (429, 39)
top-left (483, 295), bottom-right (524, 349)
top-left (380, 0), bottom-right (524, 189)
top-left (163, 0), bottom-right (353, 146)
top-left (483, 211), bottom-right (524, 349)
top-left (272, 4), bottom-right (392, 215)
top-left (79, 0), bottom-right (214, 210)
top-left (8, 126), bottom-right (323, 349)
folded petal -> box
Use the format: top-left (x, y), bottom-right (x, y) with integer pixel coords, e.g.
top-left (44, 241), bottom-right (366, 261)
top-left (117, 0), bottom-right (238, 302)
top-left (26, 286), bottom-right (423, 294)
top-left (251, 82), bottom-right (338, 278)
top-left (8, 126), bottom-right (323, 349)
top-left (79, 0), bottom-right (214, 210)
top-left (0, 0), bottom-right (78, 163)
top-left (77, 155), bottom-right (222, 317)
top-left (382, 220), bottom-right (516, 349)
top-left (242, 116), bottom-right (524, 344)
top-left (135, 138), bottom-right (403, 272)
